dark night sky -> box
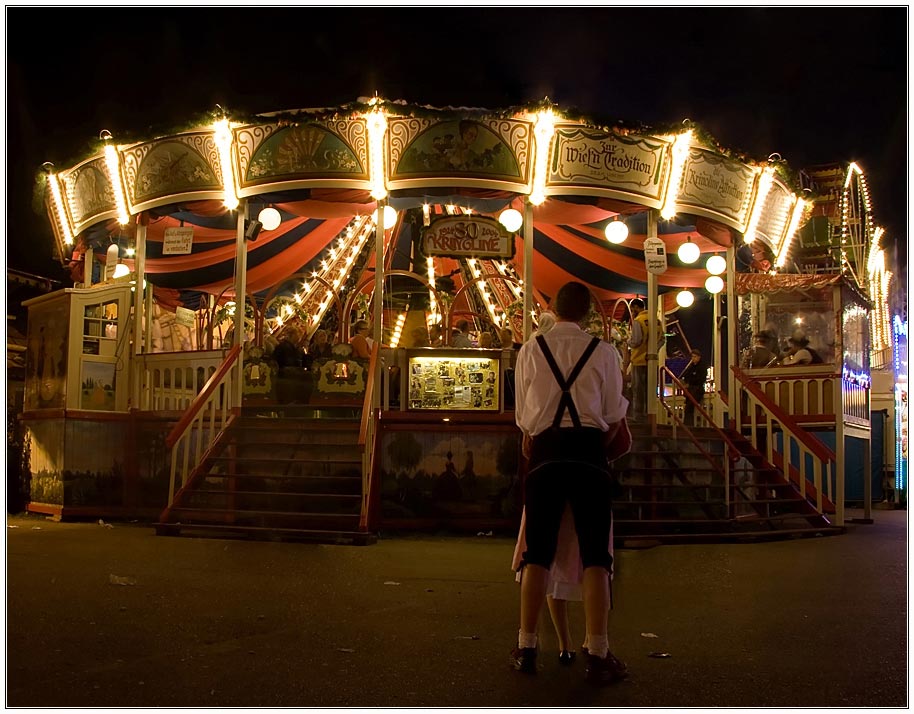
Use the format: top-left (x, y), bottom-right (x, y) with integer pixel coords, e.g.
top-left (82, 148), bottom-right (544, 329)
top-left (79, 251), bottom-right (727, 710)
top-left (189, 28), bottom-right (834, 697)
top-left (5, 6), bottom-right (909, 286)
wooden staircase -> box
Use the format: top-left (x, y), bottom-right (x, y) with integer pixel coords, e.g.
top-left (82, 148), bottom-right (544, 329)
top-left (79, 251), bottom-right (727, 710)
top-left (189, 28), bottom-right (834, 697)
top-left (155, 405), bottom-right (376, 544)
top-left (611, 422), bottom-right (842, 542)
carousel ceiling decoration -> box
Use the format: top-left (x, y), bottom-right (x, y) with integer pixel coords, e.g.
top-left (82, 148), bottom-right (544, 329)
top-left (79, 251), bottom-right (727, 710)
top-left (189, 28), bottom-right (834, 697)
top-left (39, 98), bottom-right (859, 315)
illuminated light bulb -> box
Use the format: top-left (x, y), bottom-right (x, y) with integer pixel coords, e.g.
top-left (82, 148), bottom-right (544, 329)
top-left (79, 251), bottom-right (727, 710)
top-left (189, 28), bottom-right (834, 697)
top-left (705, 275), bottom-right (724, 294)
top-left (677, 238), bottom-right (700, 264)
top-left (258, 207), bottom-right (282, 231)
top-left (284, 304), bottom-right (293, 316)
top-left (604, 219), bottom-right (629, 244)
top-left (294, 293), bottom-right (303, 304)
top-left (112, 263), bottom-right (131, 279)
top-left (705, 255), bottom-right (726, 275)
top-left (276, 315), bottom-right (284, 326)
top-left (125, 247), bottom-right (136, 257)
top-left (499, 208), bottom-right (523, 232)
top-left (371, 205), bottom-right (398, 230)
top-left (676, 289), bottom-right (695, 308)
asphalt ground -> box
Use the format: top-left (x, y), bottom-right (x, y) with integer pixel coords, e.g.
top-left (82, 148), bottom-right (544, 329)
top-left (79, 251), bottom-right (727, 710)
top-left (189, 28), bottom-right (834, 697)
top-left (4, 508), bottom-right (909, 710)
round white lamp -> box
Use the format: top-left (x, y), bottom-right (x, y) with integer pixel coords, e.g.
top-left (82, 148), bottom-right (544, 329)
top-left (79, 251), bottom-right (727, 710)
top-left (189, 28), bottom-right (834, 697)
top-left (676, 289), bottom-right (695, 308)
top-left (705, 254), bottom-right (726, 275)
top-left (112, 263), bottom-right (131, 279)
top-left (705, 275), bottom-right (724, 294)
top-left (372, 205), bottom-right (398, 230)
top-left (677, 238), bottom-right (700, 264)
top-left (499, 208), bottom-right (523, 232)
top-left (604, 219), bottom-right (629, 244)
top-left (258, 207), bottom-right (282, 231)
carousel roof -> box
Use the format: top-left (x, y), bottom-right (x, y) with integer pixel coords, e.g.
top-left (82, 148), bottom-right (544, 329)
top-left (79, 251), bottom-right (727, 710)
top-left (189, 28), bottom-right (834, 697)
top-left (42, 100), bottom-right (809, 318)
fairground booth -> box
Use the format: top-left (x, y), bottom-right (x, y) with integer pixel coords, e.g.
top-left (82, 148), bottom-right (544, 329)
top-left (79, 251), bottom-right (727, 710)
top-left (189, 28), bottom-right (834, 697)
top-left (23, 99), bottom-right (906, 542)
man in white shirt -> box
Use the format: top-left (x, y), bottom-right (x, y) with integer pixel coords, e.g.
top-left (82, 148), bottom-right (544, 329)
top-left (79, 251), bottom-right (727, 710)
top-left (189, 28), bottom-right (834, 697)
top-left (511, 281), bottom-right (629, 686)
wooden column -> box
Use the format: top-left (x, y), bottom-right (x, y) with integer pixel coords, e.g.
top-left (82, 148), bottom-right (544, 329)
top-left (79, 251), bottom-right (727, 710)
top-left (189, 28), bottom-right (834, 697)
top-left (646, 209), bottom-right (659, 421)
top-left (522, 201), bottom-right (534, 341)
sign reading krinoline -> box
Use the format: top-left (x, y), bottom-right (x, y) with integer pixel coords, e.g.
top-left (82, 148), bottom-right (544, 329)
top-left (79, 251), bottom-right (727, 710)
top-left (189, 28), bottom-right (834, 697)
top-left (421, 216), bottom-right (514, 259)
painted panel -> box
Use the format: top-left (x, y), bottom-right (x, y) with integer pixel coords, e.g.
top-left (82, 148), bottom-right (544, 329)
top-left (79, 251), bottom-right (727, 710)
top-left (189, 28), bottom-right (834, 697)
top-left (26, 419), bottom-right (65, 505)
top-left (677, 147), bottom-right (757, 231)
top-left (548, 126), bottom-right (670, 206)
top-left (378, 426), bottom-right (522, 520)
top-left (235, 120), bottom-right (368, 193)
top-left (121, 133), bottom-right (223, 212)
top-left (59, 155), bottom-right (118, 235)
top-left (25, 296), bottom-right (70, 411)
top-left (389, 118), bottom-right (530, 187)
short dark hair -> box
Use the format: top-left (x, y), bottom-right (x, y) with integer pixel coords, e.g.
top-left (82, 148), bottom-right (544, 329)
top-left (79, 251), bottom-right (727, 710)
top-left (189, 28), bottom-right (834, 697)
top-left (630, 298), bottom-right (645, 311)
top-left (456, 319), bottom-right (469, 332)
top-left (553, 282), bottom-right (591, 322)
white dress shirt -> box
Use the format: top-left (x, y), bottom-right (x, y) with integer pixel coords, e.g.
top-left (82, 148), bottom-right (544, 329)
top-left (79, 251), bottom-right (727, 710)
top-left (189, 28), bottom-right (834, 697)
top-left (514, 321), bottom-right (629, 437)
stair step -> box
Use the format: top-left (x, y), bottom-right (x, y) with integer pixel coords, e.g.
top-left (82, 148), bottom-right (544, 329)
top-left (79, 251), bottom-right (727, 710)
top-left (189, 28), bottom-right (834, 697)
top-left (191, 489), bottom-right (360, 499)
top-left (155, 522), bottom-right (376, 545)
top-left (168, 506), bottom-right (360, 524)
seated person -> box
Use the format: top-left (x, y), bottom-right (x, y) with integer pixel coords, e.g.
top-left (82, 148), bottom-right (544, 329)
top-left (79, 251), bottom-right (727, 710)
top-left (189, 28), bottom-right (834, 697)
top-left (781, 334), bottom-right (817, 366)
top-left (308, 329), bottom-right (334, 361)
top-left (349, 319), bottom-right (372, 359)
top-left (742, 330), bottom-right (779, 368)
top-left (478, 332), bottom-right (493, 348)
top-left (428, 323), bottom-right (444, 347)
top-left (451, 319), bottom-right (473, 348)
top-left (410, 326), bottom-right (430, 348)
top-left (272, 326), bottom-right (305, 374)
top-left (498, 326), bottom-right (521, 350)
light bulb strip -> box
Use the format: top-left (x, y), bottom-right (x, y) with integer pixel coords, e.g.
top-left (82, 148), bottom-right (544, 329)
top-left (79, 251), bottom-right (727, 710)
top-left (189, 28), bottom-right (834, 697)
top-left (744, 166), bottom-right (774, 243)
top-left (530, 110), bottom-right (556, 206)
top-left (775, 196), bottom-right (806, 268)
top-left (103, 143), bottom-right (130, 225)
top-left (660, 130), bottom-right (693, 219)
top-left (47, 172), bottom-right (74, 245)
top-left (213, 118), bottom-right (239, 210)
top-left (367, 109), bottom-right (388, 200)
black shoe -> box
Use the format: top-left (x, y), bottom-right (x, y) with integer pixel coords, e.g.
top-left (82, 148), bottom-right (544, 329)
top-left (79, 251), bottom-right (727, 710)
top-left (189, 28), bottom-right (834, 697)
top-left (585, 650), bottom-right (629, 685)
top-left (558, 650), bottom-right (577, 666)
top-left (510, 646), bottom-right (537, 673)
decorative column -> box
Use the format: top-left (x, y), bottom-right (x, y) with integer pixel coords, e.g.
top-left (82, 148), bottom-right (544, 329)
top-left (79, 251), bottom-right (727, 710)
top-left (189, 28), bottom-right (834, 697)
top-left (522, 200), bottom-right (534, 341)
top-left (373, 199), bottom-right (386, 411)
top-left (233, 202), bottom-right (249, 404)
top-left (726, 245), bottom-right (737, 426)
top-left (646, 209), bottom-right (659, 422)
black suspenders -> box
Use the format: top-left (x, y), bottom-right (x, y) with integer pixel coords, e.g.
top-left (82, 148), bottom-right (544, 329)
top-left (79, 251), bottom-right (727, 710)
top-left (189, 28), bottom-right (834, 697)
top-left (535, 335), bottom-right (601, 429)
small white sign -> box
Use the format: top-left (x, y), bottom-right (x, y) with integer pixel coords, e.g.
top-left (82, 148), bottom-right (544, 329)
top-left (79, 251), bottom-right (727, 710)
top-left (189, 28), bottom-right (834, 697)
top-left (163, 227), bottom-right (194, 255)
top-left (175, 306), bottom-right (195, 328)
top-left (643, 237), bottom-right (668, 275)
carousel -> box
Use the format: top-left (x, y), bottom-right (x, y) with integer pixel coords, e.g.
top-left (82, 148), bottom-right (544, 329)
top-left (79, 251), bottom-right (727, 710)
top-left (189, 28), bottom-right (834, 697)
top-left (21, 98), bottom-right (905, 541)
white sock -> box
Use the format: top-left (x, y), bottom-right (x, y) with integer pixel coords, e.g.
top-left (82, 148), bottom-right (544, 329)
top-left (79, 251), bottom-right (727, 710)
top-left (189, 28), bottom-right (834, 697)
top-left (518, 630), bottom-right (537, 649)
top-left (587, 634), bottom-right (609, 659)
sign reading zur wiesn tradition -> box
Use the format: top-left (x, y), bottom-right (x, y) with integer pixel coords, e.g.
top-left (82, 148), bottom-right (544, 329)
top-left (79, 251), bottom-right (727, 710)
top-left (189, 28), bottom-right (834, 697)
top-left (421, 216), bottom-right (514, 259)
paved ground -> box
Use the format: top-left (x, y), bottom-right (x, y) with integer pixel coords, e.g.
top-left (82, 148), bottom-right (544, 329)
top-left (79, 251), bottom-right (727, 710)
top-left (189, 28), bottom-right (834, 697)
top-left (4, 508), bottom-right (908, 709)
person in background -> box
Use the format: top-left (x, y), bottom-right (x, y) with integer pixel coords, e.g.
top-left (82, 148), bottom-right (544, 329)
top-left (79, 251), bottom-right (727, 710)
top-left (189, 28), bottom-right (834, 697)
top-left (410, 326), bottom-right (430, 348)
top-left (781, 334), bottom-right (819, 366)
top-left (512, 281), bottom-right (629, 686)
top-left (679, 348), bottom-right (708, 426)
top-left (478, 332), bottom-right (493, 348)
top-left (499, 326), bottom-right (521, 351)
top-left (451, 319), bottom-right (473, 348)
top-left (428, 323), bottom-right (445, 347)
top-left (273, 325), bottom-right (305, 374)
top-left (742, 331), bottom-right (778, 369)
top-left (349, 320), bottom-right (372, 359)
top-left (308, 329), bottom-right (334, 362)
top-left (626, 299), bottom-right (649, 421)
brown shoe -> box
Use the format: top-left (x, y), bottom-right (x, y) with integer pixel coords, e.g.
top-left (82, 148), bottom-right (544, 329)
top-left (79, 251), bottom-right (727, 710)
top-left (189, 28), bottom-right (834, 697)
top-left (585, 650), bottom-right (628, 685)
